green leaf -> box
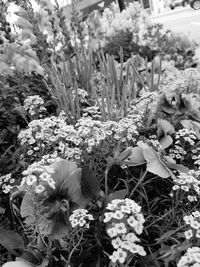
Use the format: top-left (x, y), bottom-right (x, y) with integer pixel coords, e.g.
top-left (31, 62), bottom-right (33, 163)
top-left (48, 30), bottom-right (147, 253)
top-left (0, 228), bottom-right (24, 253)
top-left (123, 146), bottom-right (146, 166)
top-left (50, 159), bottom-right (89, 207)
top-left (15, 17), bottom-right (33, 29)
top-left (107, 189), bottom-right (127, 203)
top-left (2, 261), bottom-right (33, 267)
top-left (81, 165), bottom-right (100, 200)
top-left (157, 119), bottom-right (175, 149)
top-left (138, 141), bottom-right (170, 178)
top-left (20, 192), bottom-right (36, 225)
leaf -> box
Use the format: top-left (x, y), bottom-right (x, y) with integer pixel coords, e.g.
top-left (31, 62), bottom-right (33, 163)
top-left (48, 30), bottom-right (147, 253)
top-left (2, 261), bottom-right (33, 267)
top-left (50, 159), bottom-right (89, 207)
top-left (20, 192), bottom-right (36, 225)
top-left (163, 156), bottom-right (189, 173)
top-left (138, 141), bottom-right (170, 178)
top-left (81, 165), bottom-right (100, 200)
top-left (157, 119), bottom-right (175, 149)
top-left (107, 189), bottom-right (127, 203)
top-left (155, 229), bottom-right (178, 244)
top-left (0, 207), bottom-right (5, 214)
top-left (0, 228), bottom-right (24, 253)
top-left (14, 7), bottom-right (29, 20)
top-left (115, 147), bottom-right (132, 164)
top-left (14, 17), bottom-right (33, 29)
top-left (123, 146), bottom-right (146, 166)
top-left (181, 119), bottom-right (200, 139)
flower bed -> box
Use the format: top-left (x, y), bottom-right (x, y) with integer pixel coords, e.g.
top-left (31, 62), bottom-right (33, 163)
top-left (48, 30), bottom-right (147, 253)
top-left (1, 1), bottom-right (200, 267)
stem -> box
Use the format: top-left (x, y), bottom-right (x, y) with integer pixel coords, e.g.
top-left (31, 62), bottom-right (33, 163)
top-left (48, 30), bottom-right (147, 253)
top-left (129, 170), bottom-right (148, 198)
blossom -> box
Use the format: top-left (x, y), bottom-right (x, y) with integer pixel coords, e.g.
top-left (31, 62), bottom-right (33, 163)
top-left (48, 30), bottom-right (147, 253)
top-left (178, 247), bottom-right (200, 267)
top-left (26, 174), bottom-right (37, 186)
top-left (35, 184), bottom-right (45, 194)
top-left (69, 209), bottom-right (94, 228)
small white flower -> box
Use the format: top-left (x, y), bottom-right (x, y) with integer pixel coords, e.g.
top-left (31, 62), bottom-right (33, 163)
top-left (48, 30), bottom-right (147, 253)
top-left (103, 212), bottom-right (114, 223)
top-left (127, 216), bottom-right (138, 228)
top-left (39, 172), bottom-right (51, 181)
top-left (107, 227), bottom-right (118, 238)
top-left (112, 210), bottom-right (124, 220)
top-left (35, 184), bottom-right (45, 194)
top-left (184, 229), bottom-right (193, 240)
top-left (111, 237), bottom-right (123, 249)
top-left (114, 222), bottom-right (127, 234)
top-left (116, 248), bottom-right (127, 264)
top-left (26, 175), bottom-right (37, 186)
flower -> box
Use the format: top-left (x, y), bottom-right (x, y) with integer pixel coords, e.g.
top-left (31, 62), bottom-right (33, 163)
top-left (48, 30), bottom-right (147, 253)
top-left (69, 208), bottom-right (94, 228)
top-left (35, 184), bottom-right (45, 194)
top-left (184, 229), bottom-right (193, 240)
top-left (26, 175), bottom-right (37, 186)
top-left (178, 247), bottom-right (200, 267)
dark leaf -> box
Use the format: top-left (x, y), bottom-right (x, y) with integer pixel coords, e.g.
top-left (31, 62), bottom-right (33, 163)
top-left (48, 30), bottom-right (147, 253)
top-left (81, 165), bottom-right (100, 200)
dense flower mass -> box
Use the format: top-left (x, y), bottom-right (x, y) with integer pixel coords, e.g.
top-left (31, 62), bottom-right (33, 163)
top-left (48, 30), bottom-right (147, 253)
top-left (177, 247), bottom-right (200, 267)
top-left (69, 209), bottom-right (94, 228)
top-left (104, 198), bottom-right (146, 264)
top-left (172, 170), bottom-right (200, 202)
top-left (184, 211), bottom-right (200, 240)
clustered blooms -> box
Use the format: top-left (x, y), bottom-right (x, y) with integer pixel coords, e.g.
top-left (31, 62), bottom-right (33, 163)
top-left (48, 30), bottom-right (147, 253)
top-left (172, 170), bottom-right (200, 202)
top-left (177, 247), bottom-right (200, 267)
top-left (0, 173), bottom-right (14, 194)
top-left (24, 95), bottom-right (46, 118)
top-left (69, 209), bottom-right (94, 228)
top-left (103, 198), bottom-right (146, 264)
top-left (20, 164), bottom-right (56, 194)
top-left (18, 110), bottom-right (139, 160)
top-left (184, 211), bottom-right (200, 240)
top-left (169, 129), bottom-right (196, 161)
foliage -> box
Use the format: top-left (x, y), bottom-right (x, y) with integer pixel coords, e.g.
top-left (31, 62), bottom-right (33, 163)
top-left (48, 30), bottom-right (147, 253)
top-left (1, 0), bottom-right (200, 267)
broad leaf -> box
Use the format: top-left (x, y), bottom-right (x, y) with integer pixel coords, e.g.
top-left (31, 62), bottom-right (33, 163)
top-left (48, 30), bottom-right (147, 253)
top-left (122, 146), bottom-right (146, 166)
top-left (50, 159), bottom-right (89, 207)
top-left (0, 228), bottom-right (24, 253)
top-left (157, 119), bottom-right (175, 149)
top-left (138, 141), bottom-right (170, 178)
top-left (20, 192), bottom-right (36, 225)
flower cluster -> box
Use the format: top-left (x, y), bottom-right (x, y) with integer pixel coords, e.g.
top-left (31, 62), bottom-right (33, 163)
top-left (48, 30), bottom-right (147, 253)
top-left (103, 198), bottom-right (146, 264)
top-left (23, 95), bottom-right (46, 118)
top-left (20, 164), bottom-right (55, 194)
top-left (0, 173), bottom-right (15, 194)
top-left (177, 247), bottom-right (200, 267)
top-left (172, 170), bottom-right (200, 202)
top-left (169, 129), bottom-right (196, 161)
top-left (184, 211), bottom-right (200, 240)
top-left (69, 209), bottom-right (94, 228)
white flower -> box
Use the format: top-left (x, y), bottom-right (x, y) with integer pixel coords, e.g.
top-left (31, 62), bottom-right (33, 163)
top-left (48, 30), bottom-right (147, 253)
top-left (39, 172), bottom-right (51, 181)
top-left (116, 248), bottom-right (127, 264)
top-left (26, 175), bottom-right (37, 186)
top-left (111, 237), bottom-right (123, 249)
top-left (103, 212), bottom-right (114, 223)
top-left (107, 227), bottom-right (118, 238)
top-left (112, 210), bottom-right (124, 220)
top-left (184, 229), bottom-right (193, 240)
top-left (35, 184), bottom-right (45, 194)
top-left (114, 222), bottom-right (127, 234)
top-left (123, 232), bottom-right (140, 242)
top-left (127, 216), bottom-right (138, 228)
